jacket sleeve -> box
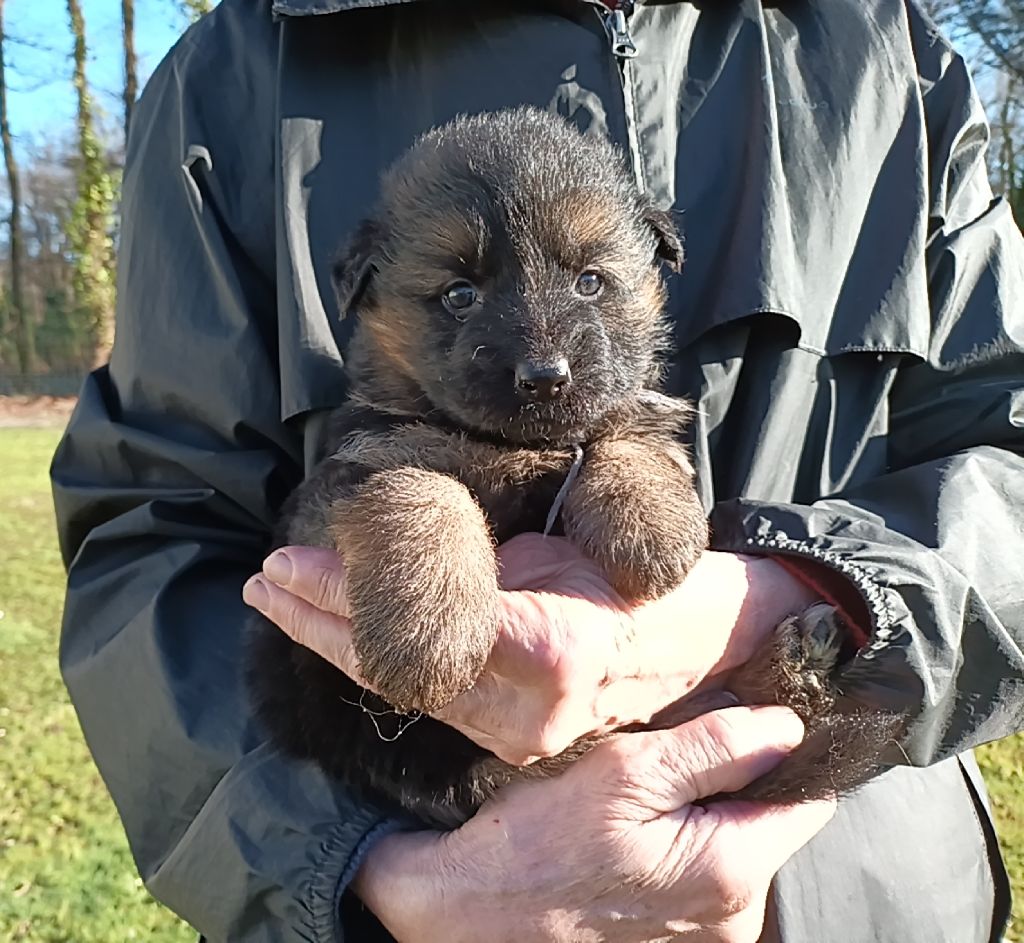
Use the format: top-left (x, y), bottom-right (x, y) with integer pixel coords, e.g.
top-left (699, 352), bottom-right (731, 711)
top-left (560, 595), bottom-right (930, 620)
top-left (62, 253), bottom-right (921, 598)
top-left (50, 7), bottom-right (399, 940)
top-left (711, 8), bottom-right (1024, 767)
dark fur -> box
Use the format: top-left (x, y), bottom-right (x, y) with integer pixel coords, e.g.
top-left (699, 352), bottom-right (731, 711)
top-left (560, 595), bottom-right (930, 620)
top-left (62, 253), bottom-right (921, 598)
top-left (249, 109), bottom-right (902, 828)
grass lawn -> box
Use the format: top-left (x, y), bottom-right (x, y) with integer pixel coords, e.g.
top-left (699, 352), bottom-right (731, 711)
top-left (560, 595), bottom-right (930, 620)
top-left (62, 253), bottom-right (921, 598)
top-left (0, 425), bottom-right (1021, 940)
top-left (0, 428), bottom-right (193, 942)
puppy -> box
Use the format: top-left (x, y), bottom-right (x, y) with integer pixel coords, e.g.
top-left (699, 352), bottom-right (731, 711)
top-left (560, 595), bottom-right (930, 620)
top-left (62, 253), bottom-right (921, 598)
top-left (249, 108), bottom-right (901, 828)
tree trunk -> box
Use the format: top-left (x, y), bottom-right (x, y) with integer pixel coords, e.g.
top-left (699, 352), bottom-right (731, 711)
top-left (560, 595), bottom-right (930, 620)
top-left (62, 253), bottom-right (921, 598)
top-left (0, 0), bottom-right (35, 373)
top-left (122, 0), bottom-right (136, 145)
top-left (1008, 79), bottom-right (1023, 229)
top-left (67, 0), bottom-right (116, 367)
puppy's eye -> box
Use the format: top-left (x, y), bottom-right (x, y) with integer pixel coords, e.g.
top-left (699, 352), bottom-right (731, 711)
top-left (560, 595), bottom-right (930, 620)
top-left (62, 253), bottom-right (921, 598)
top-left (575, 271), bottom-right (604, 297)
top-left (442, 281), bottom-right (479, 315)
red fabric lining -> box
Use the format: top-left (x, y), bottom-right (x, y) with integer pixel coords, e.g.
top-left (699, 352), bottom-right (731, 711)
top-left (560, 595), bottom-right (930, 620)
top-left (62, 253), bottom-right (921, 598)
top-left (771, 556), bottom-right (871, 649)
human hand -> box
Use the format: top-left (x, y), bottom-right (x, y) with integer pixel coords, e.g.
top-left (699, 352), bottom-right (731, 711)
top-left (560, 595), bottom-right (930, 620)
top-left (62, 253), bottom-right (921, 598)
top-left (243, 534), bottom-right (817, 764)
top-left (353, 705), bottom-right (836, 942)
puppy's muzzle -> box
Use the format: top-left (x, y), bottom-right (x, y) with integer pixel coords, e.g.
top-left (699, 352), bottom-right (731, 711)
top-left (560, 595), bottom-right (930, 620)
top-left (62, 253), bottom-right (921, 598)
top-left (514, 358), bottom-right (572, 403)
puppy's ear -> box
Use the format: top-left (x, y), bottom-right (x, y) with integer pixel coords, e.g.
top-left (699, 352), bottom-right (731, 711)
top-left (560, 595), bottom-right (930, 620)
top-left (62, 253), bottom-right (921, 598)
top-left (331, 219), bottom-right (383, 318)
top-left (642, 203), bottom-right (684, 272)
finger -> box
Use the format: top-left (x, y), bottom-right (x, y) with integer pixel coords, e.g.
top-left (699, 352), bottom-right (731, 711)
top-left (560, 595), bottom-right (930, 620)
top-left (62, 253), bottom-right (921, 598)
top-left (261, 546), bottom-right (351, 618)
top-left (595, 706), bottom-right (807, 813)
top-left (495, 533), bottom-right (577, 590)
top-left (714, 795), bottom-right (837, 870)
top-left (243, 575), bottom-right (368, 685)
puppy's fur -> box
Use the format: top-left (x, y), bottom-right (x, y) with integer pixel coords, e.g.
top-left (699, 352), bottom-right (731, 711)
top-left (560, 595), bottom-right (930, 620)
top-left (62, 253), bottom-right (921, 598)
top-left (249, 109), bottom-right (902, 828)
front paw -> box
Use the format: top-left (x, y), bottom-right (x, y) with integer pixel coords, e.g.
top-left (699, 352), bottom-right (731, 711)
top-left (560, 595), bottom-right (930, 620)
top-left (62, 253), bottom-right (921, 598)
top-left (561, 437), bottom-right (708, 600)
top-left (331, 468), bottom-right (501, 713)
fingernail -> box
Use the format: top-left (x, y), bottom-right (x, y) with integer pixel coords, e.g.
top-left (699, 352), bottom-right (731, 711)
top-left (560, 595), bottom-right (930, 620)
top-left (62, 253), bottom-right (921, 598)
top-left (263, 550), bottom-right (293, 587)
top-left (243, 576), bottom-right (270, 612)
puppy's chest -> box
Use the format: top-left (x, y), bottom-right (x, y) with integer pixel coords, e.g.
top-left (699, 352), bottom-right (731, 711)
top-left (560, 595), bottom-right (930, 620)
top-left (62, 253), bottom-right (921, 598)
top-left (462, 464), bottom-right (568, 544)
top-left (325, 419), bottom-right (576, 543)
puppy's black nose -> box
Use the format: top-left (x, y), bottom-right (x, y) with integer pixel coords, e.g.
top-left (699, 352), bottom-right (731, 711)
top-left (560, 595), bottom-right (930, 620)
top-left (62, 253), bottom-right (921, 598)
top-left (514, 359), bottom-right (572, 402)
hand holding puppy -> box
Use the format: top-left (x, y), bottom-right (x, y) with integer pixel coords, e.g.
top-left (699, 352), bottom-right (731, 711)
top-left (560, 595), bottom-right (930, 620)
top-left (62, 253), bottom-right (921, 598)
top-left (246, 539), bottom-right (835, 940)
top-left (353, 706), bottom-right (835, 943)
top-left (244, 533), bottom-right (818, 764)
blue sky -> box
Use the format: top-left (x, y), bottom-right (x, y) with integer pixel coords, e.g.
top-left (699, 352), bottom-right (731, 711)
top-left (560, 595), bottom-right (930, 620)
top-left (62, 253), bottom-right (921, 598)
top-left (5, 0), bottom-right (197, 155)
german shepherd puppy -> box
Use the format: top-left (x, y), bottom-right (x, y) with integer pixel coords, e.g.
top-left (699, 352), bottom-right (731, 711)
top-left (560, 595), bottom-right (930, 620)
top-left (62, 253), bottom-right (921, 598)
top-left (249, 108), bottom-right (900, 828)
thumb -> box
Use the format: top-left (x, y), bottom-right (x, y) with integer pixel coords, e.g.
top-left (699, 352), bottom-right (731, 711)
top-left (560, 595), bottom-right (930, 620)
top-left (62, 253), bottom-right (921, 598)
top-left (262, 545), bottom-right (352, 618)
top-left (596, 706), bottom-right (807, 814)
top-left (243, 570), bottom-right (368, 687)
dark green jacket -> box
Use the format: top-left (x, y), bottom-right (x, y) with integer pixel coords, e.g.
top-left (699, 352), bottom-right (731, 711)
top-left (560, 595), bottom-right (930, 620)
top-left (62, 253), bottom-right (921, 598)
top-left (51, 1), bottom-right (1023, 940)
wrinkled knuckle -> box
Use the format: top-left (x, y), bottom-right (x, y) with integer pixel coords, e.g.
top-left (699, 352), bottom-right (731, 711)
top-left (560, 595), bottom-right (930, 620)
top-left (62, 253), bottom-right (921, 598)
top-left (271, 596), bottom-right (303, 642)
top-left (698, 710), bottom-right (748, 767)
top-left (313, 564), bottom-right (341, 613)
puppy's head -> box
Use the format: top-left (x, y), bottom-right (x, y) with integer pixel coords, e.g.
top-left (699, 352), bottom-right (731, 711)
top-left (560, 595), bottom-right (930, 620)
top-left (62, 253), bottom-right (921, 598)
top-left (335, 107), bottom-right (682, 446)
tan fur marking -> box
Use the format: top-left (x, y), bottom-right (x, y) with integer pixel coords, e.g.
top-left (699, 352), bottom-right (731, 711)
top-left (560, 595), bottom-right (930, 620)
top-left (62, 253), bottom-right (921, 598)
top-left (553, 190), bottom-right (621, 250)
top-left (329, 423), bottom-right (574, 483)
top-left (362, 303), bottom-right (422, 378)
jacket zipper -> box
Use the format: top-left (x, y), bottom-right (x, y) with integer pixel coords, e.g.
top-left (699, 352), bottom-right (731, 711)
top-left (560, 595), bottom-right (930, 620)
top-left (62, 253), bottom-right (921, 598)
top-left (591, 1), bottom-right (646, 193)
top-left (738, 531), bottom-right (898, 650)
top-left (603, 1), bottom-right (638, 58)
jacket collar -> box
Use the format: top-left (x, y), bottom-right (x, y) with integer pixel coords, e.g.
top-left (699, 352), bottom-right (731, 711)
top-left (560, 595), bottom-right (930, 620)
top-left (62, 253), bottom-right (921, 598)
top-left (273, 0), bottom-right (435, 14)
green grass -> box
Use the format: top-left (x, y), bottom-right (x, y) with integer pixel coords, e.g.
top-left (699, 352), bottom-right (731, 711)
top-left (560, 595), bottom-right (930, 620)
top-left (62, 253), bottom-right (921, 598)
top-left (0, 428), bottom-right (192, 942)
top-left (979, 739), bottom-right (1024, 942)
top-left (0, 425), bottom-right (1021, 940)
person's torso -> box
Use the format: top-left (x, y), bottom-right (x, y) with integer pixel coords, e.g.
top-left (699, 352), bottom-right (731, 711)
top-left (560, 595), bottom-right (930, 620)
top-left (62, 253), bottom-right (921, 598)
top-left (191, 2), bottom-right (1005, 938)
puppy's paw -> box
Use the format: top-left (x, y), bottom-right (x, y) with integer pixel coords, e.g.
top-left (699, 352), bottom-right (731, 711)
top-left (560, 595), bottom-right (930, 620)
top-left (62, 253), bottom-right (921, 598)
top-left (330, 468), bottom-right (500, 713)
top-left (561, 436), bottom-right (707, 600)
top-left (728, 602), bottom-right (845, 721)
top-left (721, 603), bottom-right (906, 804)
top-left (791, 602), bottom-right (845, 676)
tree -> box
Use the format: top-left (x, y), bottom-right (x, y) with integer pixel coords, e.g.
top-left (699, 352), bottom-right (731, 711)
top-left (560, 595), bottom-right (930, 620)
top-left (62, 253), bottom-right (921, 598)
top-left (927, 1), bottom-right (1024, 83)
top-left (67, 0), bottom-right (117, 366)
top-left (0, 0), bottom-right (34, 373)
top-left (923, 2), bottom-right (1024, 229)
top-left (181, 0), bottom-right (212, 21)
top-left (122, 0), bottom-right (137, 143)
top-left (991, 73), bottom-right (1024, 224)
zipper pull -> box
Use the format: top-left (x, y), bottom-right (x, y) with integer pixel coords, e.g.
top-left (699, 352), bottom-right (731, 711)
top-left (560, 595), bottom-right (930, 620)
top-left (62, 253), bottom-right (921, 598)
top-left (604, 5), bottom-right (638, 60)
